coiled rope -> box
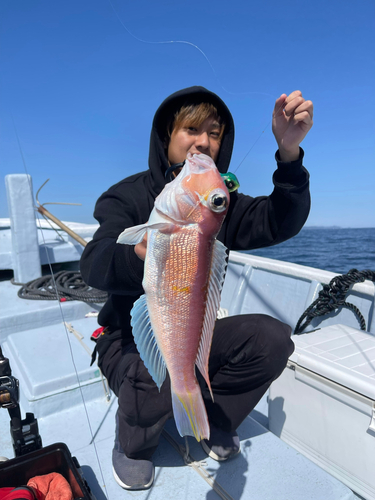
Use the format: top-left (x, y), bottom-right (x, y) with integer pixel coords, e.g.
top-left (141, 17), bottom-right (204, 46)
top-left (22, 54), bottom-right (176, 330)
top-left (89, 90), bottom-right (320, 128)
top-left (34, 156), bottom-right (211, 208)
top-left (15, 271), bottom-right (108, 303)
top-left (295, 268), bottom-right (375, 335)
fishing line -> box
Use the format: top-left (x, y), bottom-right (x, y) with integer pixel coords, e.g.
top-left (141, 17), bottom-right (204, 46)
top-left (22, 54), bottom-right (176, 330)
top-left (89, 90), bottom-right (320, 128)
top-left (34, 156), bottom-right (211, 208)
top-left (11, 115), bottom-right (65, 241)
top-left (107, 0), bottom-right (274, 100)
top-left (233, 121), bottom-right (271, 174)
top-left (11, 117), bottom-right (111, 500)
top-left (38, 274), bottom-right (110, 499)
top-left (106, 0), bottom-right (286, 173)
top-left (11, 114), bottom-right (46, 236)
top-left (11, 114), bottom-right (32, 180)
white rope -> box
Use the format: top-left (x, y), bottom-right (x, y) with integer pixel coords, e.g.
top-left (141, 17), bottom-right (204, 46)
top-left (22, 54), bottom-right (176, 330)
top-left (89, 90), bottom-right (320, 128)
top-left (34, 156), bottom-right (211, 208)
top-left (162, 430), bottom-right (236, 500)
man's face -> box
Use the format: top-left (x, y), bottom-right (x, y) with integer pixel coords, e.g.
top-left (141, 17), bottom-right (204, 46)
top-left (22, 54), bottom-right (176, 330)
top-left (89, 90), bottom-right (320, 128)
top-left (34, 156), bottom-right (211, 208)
top-left (167, 116), bottom-right (222, 166)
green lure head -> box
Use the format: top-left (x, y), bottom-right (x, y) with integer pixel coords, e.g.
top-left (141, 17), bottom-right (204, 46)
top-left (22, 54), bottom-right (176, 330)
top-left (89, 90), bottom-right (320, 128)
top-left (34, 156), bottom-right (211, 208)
top-left (221, 172), bottom-right (240, 193)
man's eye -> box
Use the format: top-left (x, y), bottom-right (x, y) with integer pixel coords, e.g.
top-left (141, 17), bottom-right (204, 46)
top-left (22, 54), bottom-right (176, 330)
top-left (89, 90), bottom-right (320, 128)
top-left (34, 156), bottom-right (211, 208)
top-left (188, 127), bottom-right (197, 132)
top-left (210, 131), bottom-right (220, 138)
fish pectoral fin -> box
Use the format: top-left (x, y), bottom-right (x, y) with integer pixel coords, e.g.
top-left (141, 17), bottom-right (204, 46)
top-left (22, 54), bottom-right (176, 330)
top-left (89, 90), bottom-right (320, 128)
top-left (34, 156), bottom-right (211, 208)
top-left (196, 239), bottom-right (228, 400)
top-left (117, 223), bottom-right (149, 245)
top-left (130, 294), bottom-right (166, 390)
top-left (117, 221), bottom-right (175, 245)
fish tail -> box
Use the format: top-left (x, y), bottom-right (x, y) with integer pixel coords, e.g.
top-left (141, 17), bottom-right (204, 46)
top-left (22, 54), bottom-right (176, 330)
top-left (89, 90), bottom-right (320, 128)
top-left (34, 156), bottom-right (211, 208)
top-left (171, 386), bottom-right (210, 441)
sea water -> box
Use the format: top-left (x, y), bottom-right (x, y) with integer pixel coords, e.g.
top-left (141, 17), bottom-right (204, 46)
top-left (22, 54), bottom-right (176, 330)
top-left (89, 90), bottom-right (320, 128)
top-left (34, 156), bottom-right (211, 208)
top-left (245, 227), bottom-right (375, 275)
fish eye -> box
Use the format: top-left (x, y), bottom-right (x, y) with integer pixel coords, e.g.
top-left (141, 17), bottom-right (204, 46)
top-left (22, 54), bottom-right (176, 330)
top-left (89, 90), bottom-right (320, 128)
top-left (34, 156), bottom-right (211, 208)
top-left (208, 189), bottom-right (228, 213)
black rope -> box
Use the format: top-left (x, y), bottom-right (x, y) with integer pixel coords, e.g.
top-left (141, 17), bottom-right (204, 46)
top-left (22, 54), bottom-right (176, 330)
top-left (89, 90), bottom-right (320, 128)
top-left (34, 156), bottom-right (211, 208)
top-left (15, 271), bottom-right (108, 303)
top-left (294, 269), bottom-right (375, 335)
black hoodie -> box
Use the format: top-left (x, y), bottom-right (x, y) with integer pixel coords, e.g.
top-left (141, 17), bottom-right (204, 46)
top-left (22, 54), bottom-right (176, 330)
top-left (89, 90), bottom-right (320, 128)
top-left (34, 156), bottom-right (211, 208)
top-left (80, 86), bottom-right (310, 338)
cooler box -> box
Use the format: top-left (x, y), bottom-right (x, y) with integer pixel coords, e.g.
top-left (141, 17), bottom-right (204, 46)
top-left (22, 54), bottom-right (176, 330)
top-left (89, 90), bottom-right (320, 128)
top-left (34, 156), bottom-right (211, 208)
top-left (269, 324), bottom-right (375, 500)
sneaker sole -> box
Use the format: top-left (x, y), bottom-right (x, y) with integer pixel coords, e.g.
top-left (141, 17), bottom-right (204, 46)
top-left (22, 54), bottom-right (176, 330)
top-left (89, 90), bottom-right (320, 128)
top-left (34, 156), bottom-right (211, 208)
top-left (200, 440), bottom-right (241, 462)
top-left (112, 465), bottom-right (155, 490)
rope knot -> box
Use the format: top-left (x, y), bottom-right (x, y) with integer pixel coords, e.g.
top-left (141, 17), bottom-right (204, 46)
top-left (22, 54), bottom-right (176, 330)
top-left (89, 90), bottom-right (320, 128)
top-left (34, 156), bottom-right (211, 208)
top-left (295, 268), bottom-right (375, 335)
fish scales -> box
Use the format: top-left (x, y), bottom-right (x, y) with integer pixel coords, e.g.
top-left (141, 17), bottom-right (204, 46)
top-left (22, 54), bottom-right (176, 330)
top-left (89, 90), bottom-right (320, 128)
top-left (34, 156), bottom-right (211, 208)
top-left (145, 228), bottom-right (212, 392)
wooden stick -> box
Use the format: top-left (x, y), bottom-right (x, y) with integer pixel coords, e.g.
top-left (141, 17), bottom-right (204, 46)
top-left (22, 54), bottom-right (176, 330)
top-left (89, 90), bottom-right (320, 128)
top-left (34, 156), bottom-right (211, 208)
top-left (37, 205), bottom-right (88, 247)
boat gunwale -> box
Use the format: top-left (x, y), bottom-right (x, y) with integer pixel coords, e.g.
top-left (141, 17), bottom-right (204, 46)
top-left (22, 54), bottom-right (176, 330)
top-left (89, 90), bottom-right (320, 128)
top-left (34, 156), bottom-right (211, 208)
top-left (229, 251), bottom-right (375, 296)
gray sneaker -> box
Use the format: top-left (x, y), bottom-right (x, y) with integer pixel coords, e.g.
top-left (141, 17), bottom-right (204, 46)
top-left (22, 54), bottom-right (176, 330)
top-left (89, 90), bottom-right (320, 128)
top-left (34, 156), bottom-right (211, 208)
top-left (112, 449), bottom-right (154, 490)
top-left (201, 424), bottom-right (241, 461)
top-left (112, 412), bottom-right (154, 490)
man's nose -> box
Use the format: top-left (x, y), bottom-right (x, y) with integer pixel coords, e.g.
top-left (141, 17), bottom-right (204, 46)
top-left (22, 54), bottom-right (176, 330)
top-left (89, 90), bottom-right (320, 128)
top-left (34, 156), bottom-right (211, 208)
top-left (195, 131), bottom-right (210, 149)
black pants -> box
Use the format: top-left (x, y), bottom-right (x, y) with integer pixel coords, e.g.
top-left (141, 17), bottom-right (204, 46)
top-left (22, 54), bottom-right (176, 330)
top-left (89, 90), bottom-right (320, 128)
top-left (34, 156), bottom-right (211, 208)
top-left (98, 314), bottom-right (294, 459)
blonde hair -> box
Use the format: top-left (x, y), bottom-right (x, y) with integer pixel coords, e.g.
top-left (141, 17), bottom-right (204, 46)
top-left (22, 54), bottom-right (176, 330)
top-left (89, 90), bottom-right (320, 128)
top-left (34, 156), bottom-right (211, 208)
top-left (166, 102), bottom-right (225, 143)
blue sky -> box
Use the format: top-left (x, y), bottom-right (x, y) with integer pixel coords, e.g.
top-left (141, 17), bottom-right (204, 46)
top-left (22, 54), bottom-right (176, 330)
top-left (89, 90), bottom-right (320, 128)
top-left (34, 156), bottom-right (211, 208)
top-left (1, 0), bottom-right (374, 227)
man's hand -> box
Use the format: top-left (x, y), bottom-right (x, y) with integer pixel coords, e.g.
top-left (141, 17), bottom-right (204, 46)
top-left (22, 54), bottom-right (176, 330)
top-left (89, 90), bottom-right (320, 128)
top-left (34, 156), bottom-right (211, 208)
top-left (272, 91), bottom-right (314, 162)
top-left (135, 233), bottom-right (147, 261)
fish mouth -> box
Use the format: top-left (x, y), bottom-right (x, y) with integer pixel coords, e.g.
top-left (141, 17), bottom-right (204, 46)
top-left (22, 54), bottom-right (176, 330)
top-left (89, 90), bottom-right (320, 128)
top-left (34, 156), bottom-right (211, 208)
top-left (187, 153), bottom-right (216, 172)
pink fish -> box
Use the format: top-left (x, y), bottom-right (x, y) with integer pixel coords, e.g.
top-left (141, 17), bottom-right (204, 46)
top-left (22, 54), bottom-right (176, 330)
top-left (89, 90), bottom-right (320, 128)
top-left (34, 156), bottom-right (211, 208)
top-left (117, 153), bottom-right (229, 441)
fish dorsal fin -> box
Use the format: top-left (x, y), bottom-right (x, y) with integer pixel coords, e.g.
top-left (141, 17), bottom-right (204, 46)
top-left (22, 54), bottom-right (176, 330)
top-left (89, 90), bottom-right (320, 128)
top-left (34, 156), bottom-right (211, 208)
top-left (130, 294), bottom-right (167, 390)
top-left (195, 239), bottom-right (228, 399)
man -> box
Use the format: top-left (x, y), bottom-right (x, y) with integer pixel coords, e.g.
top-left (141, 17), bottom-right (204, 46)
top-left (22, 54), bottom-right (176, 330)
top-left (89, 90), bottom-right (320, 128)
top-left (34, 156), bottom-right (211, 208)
top-left (80, 86), bottom-right (313, 490)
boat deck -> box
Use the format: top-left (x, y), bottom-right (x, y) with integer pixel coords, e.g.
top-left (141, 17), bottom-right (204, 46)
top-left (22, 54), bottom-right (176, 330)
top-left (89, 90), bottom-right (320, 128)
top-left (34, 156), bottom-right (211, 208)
top-left (2, 174), bottom-right (372, 498)
top-left (0, 394), bottom-right (358, 500)
top-left (0, 257), bottom-right (365, 499)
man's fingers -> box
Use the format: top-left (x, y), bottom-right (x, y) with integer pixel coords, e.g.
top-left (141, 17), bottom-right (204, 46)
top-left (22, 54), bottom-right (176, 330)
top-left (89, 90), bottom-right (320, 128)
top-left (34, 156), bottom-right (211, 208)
top-left (273, 91), bottom-right (314, 139)
top-left (293, 110), bottom-right (314, 126)
top-left (273, 94), bottom-right (287, 117)
top-left (134, 233), bottom-right (148, 261)
top-left (295, 100), bottom-right (314, 118)
top-left (274, 91), bottom-right (311, 118)
top-left (283, 95), bottom-right (305, 117)
top-left (293, 101), bottom-right (314, 125)
top-left (286, 90), bottom-right (303, 101)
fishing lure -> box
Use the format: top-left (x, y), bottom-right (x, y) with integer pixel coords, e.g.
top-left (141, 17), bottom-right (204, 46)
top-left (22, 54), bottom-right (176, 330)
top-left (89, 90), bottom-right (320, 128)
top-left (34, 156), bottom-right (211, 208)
top-left (221, 172), bottom-right (240, 193)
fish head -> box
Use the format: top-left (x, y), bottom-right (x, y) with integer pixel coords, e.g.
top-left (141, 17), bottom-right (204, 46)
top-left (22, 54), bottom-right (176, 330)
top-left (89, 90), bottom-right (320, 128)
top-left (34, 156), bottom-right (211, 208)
top-left (155, 153), bottom-right (229, 232)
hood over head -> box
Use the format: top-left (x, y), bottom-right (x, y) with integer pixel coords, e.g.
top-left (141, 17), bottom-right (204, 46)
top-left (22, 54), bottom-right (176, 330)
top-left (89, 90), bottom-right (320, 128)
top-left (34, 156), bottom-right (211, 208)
top-left (148, 86), bottom-right (235, 196)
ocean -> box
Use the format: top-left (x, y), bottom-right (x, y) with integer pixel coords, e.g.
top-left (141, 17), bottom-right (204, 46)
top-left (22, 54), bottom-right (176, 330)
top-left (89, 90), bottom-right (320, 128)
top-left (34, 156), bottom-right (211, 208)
top-left (245, 227), bottom-right (375, 275)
